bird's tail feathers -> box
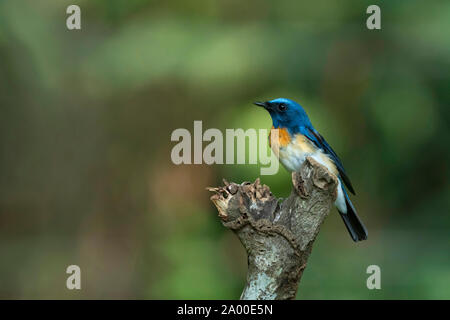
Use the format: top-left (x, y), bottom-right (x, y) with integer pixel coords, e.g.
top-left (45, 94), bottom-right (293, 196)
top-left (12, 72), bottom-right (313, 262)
top-left (339, 195), bottom-right (368, 242)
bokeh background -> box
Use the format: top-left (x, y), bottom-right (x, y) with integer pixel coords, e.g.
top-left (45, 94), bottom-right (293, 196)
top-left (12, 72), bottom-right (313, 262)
top-left (0, 0), bottom-right (449, 299)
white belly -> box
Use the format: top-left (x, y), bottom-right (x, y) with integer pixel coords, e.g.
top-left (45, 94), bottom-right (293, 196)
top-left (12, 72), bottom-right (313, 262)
top-left (278, 144), bottom-right (347, 213)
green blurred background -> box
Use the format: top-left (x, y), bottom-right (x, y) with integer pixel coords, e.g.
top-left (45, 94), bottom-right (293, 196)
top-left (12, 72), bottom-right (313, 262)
top-left (0, 0), bottom-right (449, 299)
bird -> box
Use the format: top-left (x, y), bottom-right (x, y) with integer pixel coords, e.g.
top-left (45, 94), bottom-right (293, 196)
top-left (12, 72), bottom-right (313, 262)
top-left (254, 98), bottom-right (368, 242)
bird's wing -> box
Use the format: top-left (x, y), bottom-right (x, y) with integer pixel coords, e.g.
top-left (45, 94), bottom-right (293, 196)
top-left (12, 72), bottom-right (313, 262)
top-left (302, 126), bottom-right (355, 194)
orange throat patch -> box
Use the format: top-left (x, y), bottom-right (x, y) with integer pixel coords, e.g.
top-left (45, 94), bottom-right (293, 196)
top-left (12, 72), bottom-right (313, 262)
top-left (269, 126), bottom-right (291, 150)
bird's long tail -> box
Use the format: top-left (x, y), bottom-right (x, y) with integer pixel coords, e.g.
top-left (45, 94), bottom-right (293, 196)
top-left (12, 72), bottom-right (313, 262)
top-left (338, 192), bottom-right (368, 242)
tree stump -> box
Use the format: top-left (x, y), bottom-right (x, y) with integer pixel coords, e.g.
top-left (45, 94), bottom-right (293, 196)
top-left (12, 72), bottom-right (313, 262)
top-left (208, 157), bottom-right (338, 300)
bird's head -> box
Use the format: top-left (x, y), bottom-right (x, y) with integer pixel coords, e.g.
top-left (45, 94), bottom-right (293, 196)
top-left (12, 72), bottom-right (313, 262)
top-left (254, 98), bottom-right (311, 133)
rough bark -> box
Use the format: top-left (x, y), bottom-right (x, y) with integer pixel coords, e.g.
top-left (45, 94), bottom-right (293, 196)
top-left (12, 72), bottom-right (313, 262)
top-left (208, 157), bottom-right (338, 300)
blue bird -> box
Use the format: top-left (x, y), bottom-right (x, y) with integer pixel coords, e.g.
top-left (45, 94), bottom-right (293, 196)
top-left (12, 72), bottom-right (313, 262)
top-left (255, 98), bottom-right (367, 242)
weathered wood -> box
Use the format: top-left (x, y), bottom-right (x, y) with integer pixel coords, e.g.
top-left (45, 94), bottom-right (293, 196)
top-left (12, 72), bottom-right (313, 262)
top-left (208, 157), bottom-right (338, 300)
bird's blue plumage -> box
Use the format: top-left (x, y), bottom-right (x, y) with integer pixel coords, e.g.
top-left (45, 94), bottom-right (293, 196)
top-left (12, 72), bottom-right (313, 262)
top-left (301, 126), bottom-right (355, 194)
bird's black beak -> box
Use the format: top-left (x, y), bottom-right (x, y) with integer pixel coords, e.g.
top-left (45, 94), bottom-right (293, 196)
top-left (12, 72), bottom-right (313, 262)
top-left (254, 101), bottom-right (268, 109)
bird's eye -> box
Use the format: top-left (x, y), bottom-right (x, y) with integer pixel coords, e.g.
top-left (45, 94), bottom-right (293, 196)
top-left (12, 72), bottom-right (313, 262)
top-left (278, 104), bottom-right (287, 111)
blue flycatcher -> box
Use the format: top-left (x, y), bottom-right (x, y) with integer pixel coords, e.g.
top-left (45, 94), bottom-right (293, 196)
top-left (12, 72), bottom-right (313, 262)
top-left (255, 98), bottom-right (368, 242)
